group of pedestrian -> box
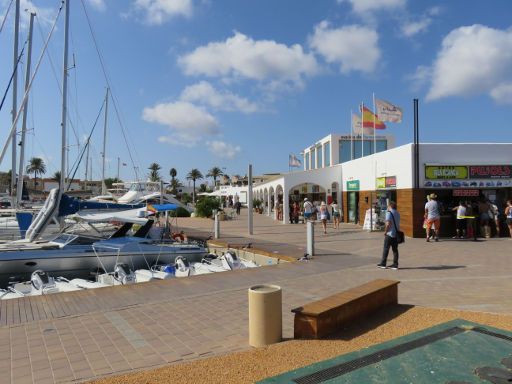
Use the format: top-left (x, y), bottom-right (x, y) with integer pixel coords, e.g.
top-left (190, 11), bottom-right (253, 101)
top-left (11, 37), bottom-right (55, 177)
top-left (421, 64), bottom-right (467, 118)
top-left (427, 194), bottom-right (512, 241)
top-left (300, 198), bottom-right (342, 234)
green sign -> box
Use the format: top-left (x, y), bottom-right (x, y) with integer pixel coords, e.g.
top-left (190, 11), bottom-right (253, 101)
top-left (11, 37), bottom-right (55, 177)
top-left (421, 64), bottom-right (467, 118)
top-left (346, 180), bottom-right (360, 191)
top-left (425, 166), bottom-right (468, 180)
top-left (376, 177), bottom-right (386, 189)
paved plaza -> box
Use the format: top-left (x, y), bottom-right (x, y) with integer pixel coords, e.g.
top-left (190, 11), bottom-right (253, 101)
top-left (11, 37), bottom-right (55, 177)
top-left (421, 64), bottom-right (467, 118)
top-left (1, 210), bottom-right (511, 383)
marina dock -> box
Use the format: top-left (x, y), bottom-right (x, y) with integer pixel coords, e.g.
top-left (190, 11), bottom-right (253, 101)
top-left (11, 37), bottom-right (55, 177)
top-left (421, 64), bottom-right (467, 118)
top-left (1, 211), bottom-right (511, 383)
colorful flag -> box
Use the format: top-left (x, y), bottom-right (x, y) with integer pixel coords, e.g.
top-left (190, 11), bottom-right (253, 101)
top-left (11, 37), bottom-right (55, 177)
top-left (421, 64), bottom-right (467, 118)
top-left (146, 204), bottom-right (157, 213)
top-left (352, 113), bottom-right (374, 135)
top-left (289, 154), bottom-right (302, 168)
top-left (375, 98), bottom-right (403, 123)
top-left (361, 106), bottom-right (386, 129)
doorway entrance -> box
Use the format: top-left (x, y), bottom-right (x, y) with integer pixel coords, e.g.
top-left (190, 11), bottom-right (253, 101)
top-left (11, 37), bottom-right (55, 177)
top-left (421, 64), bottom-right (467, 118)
top-left (348, 192), bottom-right (359, 223)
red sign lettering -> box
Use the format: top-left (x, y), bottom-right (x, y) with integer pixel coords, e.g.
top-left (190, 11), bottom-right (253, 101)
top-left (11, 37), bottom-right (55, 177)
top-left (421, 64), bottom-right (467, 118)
top-left (469, 165), bottom-right (511, 179)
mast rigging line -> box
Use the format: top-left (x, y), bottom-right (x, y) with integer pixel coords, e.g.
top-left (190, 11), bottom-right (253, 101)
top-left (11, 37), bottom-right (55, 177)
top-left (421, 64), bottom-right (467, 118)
top-left (79, 0), bottom-right (141, 181)
top-left (0, 2), bottom-right (64, 167)
top-left (66, 98), bottom-right (105, 191)
top-left (0, 0), bottom-right (14, 35)
top-left (0, 42), bottom-right (26, 113)
top-left (35, 20), bottom-right (82, 152)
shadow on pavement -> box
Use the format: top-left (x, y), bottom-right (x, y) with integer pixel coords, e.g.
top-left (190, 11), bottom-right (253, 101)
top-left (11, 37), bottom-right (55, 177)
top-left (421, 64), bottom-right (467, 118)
top-left (398, 265), bottom-right (466, 271)
top-left (326, 304), bottom-right (415, 341)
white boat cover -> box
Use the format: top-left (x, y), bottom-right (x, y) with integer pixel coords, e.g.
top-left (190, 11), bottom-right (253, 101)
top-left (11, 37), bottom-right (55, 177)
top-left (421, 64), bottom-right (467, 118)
top-left (75, 208), bottom-right (148, 224)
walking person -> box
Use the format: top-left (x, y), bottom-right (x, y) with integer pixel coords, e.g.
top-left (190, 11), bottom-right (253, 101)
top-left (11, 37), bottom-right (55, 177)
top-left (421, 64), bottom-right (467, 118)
top-left (303, 198), bottom-right (313, 222)
top-left (425, 193), bottom-right (441, 242)
top-left (377, 201), bottom-right (400, 270)
top-left (478, 198), bottom-right (491, 238)
top-left (505, 200), bottom-right (512, 239)
top-left (452, 201), bottom-right (466, 239)
top-left (292, 201), bottom-right (300, 224)
top-left (331, 200), bottom-right (340, 229)
top-left (319, 201), bottom-right (328, 234)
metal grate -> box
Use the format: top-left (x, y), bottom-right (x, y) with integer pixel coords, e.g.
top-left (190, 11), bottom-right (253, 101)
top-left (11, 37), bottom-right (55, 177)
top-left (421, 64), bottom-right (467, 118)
top-left (293, 327), bottom-right (465, 384)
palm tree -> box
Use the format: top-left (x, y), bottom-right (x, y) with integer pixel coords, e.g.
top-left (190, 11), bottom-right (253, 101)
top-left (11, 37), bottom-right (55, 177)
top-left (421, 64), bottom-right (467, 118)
top-left (206, 166), bottom-right (223, 188)
top-left (186, 168), bottom-right (203, 204)
top-left (169, 168), bottom-right (177, 193)
top-left (26, 157), bottom-right (47, 191)
top-left (169, 178), bottom-right (182, 196)
top-left (51, 171), bottom-right (61, 182)
top-left (148, 163), bottom-right (161, 182)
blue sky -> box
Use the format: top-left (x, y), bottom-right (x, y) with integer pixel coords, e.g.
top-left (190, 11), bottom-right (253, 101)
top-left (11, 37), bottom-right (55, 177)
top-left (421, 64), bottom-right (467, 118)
top-left (1, 0), bottom-right (511, 185)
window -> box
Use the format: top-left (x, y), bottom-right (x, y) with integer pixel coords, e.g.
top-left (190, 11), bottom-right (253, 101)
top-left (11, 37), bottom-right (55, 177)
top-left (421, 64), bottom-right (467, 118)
top-left (316, 146), bottom-right (322, 168)
top-left (311, 148), bottom-right (316, 169)
top-left (324, 142), bottom-right (330, 166)
top-left (305, 153), bottom-right (310, 170)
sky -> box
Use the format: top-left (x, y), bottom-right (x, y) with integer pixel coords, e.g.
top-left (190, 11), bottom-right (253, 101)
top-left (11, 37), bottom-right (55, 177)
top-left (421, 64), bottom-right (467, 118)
top-left (1, 0), bottom-right (511, 185)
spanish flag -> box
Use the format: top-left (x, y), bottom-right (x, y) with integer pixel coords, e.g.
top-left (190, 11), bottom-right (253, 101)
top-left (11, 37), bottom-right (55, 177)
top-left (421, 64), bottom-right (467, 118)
top-left (361, 106), bottom-right (386, 129)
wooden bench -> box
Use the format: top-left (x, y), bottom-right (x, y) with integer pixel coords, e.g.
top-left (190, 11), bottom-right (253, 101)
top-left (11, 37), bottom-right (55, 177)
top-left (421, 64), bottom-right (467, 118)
top-left (291, 279), bottom-right (400, 339)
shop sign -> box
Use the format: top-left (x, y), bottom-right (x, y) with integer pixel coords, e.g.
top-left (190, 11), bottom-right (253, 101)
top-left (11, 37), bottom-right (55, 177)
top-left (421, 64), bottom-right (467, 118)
top-left (346, 180), bottom-right (360, 191)
top-left (453, 189), bottom-right (479, 197)
top-left (376, 176), bottom-right (396, 189)
top-left (469, 165), bottom-right (512, 179)
top-left (385, 176), bottom-right (396, 188)
top-left (425, 166), bottom-right (468, 180)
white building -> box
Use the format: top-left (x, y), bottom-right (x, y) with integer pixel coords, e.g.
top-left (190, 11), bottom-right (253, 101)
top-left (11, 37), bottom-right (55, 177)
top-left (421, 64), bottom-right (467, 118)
top-left (251, 137), bottom-right (512, 238)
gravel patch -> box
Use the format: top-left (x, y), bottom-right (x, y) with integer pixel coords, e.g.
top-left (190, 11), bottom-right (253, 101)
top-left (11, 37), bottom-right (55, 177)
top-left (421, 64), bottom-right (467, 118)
top-left (87, 305), bottom-right (512, 384)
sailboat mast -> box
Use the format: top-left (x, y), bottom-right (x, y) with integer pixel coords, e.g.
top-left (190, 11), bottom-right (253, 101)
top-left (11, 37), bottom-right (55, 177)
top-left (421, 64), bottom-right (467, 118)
top-left (60, 0), bottom-right (70, 193)
top-left (11, 0), bottom-right (20, 206)
top-left (16, 12), bottom-right (36, 206)
top-left (101, 87), bottom-right (109, 195)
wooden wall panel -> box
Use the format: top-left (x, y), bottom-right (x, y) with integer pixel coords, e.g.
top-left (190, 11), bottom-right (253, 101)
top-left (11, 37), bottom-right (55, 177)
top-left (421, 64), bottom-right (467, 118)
top-left (358, 191), bottom-right (372, 225)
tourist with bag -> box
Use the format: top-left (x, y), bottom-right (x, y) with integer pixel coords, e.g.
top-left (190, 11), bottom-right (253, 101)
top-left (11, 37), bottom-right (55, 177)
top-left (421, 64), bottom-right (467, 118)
top-left (377, 201), bottom-right (402, 270)
top-left (319, 201), bottom-right (329, 234)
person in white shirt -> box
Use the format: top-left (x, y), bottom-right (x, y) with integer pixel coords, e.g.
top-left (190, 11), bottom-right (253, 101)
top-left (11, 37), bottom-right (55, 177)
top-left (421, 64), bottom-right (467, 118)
top-left (452, 201), bottom-right (466, 239)
top-left (303, 198), bottom-right (313, 222)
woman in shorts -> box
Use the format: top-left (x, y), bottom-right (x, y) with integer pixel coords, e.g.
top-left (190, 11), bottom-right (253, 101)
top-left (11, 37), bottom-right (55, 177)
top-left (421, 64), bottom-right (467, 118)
top-left (505, 200), bottom-right (512, 239)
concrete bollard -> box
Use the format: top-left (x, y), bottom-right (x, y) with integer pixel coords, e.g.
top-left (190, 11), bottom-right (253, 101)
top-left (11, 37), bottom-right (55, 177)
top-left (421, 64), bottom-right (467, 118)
top-left (307, 221), bottom-right (314, 256)
top-left (214, 213), bottom-right (220, 239)
top-left (248, 285), bottom-right (282, 347)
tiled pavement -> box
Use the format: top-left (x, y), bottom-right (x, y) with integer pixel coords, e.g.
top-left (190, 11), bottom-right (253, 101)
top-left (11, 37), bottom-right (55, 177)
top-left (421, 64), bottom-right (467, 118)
top-left (1, 211), bottom-right (512, 383)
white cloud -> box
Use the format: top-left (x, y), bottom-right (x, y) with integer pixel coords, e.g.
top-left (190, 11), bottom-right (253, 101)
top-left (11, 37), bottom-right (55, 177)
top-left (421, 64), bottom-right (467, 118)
top-left (423, 25), bottom-right (512, 102)
top-left (11, 0), bottom-right (57, 28)
top-left (180, 81), bottom-right (259, 113)
top-left (178, 31), bottom-right (319, 87)
top-left (490, 83), bottom-right (512, 105)
top-left (87, 0), bottom-right (106, 11)
top-left (206, 141), bottom-right (241, 159)
top-left (142, 101), bottom-right (219, 146)
top-left (131, 0), bottom-right (192, 25)
top-left (339, 0), bottom-right (406, 15)
top-left (400, 18), bottom-right (431, 37)
top-left (309, 21), bottom-right (380, 74)
top-left (400, 7), bottom-right (441, 38)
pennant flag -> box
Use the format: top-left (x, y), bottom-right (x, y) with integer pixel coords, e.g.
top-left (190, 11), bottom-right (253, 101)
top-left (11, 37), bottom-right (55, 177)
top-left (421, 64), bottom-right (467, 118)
top-left (289, 154), bottom-right (302, 168)
top-left (375, 98), bottom-right (403, 123)
top-left (361, 106), bottom-right (386, 129)
top-left (352, 113), bottom-right (374, 135)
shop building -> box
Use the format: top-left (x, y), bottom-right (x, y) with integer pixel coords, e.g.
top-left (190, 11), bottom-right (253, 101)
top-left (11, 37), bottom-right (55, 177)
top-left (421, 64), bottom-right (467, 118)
top-left (251, 139), bottom-right (512, 238)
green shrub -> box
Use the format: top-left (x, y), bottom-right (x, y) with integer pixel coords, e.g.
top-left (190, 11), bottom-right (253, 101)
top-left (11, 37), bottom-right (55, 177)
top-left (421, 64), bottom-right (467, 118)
top-left (169, 207), bottom-right (191, 217)
top-left (181, 193), bottom-right (192, 204)
top-left (195, 197), bottom-right (221, 218)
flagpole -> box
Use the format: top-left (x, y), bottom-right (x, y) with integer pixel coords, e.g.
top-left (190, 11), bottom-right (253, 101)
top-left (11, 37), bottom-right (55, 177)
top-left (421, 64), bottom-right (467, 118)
top-left (361, 102), bottom-right (364, 158)
top-left (373, 92), bottom-right (376, 155)
top-left (350, 109), bottom-right (353, 160)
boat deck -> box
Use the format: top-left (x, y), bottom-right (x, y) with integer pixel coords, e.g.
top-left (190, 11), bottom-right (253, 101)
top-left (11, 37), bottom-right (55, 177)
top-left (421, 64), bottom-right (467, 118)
top-left (1, 210), bottom-right (512, 384)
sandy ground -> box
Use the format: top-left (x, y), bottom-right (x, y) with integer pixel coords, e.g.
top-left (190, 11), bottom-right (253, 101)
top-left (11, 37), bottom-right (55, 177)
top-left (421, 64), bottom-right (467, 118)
top-left (87, 305), bottom-right (512, 384)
